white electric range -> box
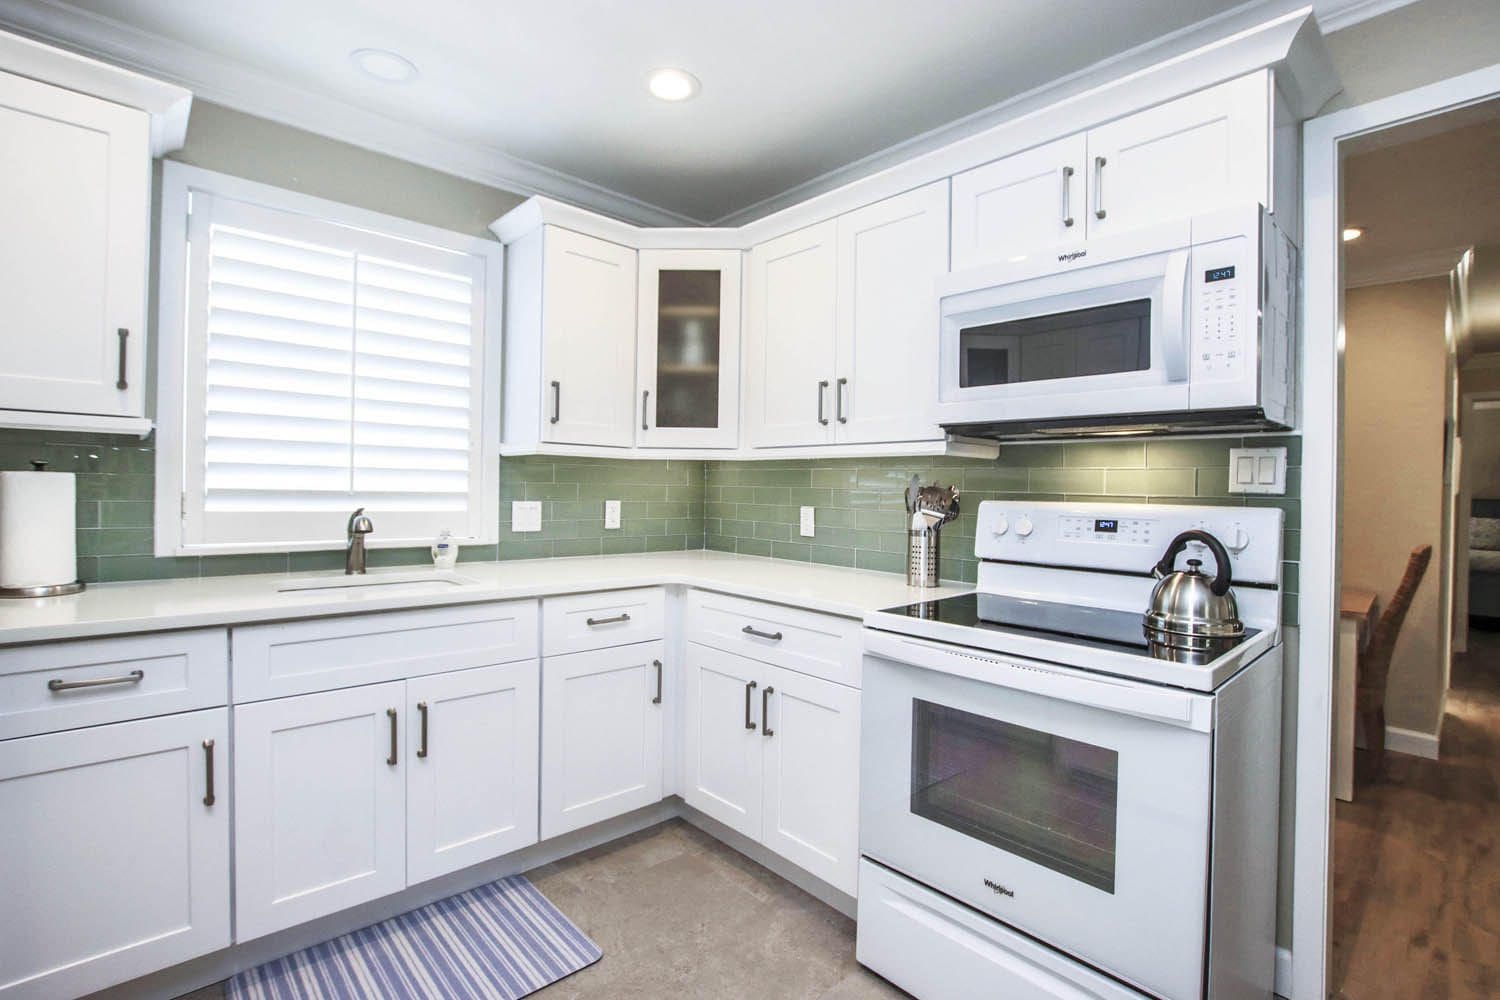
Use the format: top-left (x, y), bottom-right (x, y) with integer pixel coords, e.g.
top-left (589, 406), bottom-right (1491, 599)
top-left (856, 500), bottom-right (1285, 1000)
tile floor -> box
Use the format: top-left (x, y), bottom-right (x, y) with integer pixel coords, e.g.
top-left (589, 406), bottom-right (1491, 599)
top-left (177, 819), bottom-right (906, 999)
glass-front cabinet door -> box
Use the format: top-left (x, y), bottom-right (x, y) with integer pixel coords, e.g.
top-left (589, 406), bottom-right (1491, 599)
top-left (636, 249), bottom-right (741, 448)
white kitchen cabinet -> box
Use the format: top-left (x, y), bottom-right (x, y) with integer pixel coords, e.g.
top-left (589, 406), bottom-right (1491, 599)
top-left (760, 665), bottom-right (861, 896)
top-left (234, 682), bottom-right (407, 941)
top-left (0, 68), bottom-right (150, 430)
top-left (637, 249), bottom-right (741, 448)
top-left (683, 643), bottom-right (765, 840)
top-left (503, 225), bottom-right (638, 450)
top-left (407, 663), bottom-right (540, 884)
top-left (744, 220), bottom-right (839, 448)
top-left (541, 641), bottom-right (665, 838)
top-left (950, 134), bottom-right (1087, 271)
top-left (834, 181), bottom-right (949, 445)
top-left (0, 709), bottom-right (228, 1000)
top-left (1085, 73), bottom-right (1270, 239)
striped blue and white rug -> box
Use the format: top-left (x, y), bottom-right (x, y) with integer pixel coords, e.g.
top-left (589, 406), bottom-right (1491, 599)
top-left (228, 876), bottom-right (601, 1000)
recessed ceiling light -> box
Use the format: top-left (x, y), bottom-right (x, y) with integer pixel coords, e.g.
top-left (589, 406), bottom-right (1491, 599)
top-left (647, 68), bottom-right (700, 102)
top-left (1342, 226), bottom-right (1365, 242)
top-left (351, 48), bottom-right (418, 84)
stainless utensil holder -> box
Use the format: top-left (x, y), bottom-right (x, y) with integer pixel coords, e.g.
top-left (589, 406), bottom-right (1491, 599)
top-left (907, 527), bottom-right (940, 588)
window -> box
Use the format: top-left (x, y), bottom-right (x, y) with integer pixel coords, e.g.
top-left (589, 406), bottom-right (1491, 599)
top-left (155, 163), bottom-right (501, 556)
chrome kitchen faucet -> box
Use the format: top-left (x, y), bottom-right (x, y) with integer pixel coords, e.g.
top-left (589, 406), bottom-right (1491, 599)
top-left (345, 508), bottom-right (374, 574)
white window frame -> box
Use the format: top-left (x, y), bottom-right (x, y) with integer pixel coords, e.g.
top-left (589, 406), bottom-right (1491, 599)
top-left (154, 161), bottom-right (502, 557)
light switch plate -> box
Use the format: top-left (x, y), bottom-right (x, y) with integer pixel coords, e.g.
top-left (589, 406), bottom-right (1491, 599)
top-left (799, 506), bottom-right (815, 538)
top-left (511, 500), bottom-right (542, 532)
top-left (1227, 447), bottom-right (1287, 495)
top-left (604, 499), bottom-right (621, 530)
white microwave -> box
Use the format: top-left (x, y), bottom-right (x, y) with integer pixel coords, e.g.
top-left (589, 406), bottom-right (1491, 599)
top-left (936, 205), bottom-right (1296, 439)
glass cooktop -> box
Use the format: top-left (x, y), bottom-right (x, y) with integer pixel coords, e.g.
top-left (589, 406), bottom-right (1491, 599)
top-left (878, 592), bottom-right (1258, 660)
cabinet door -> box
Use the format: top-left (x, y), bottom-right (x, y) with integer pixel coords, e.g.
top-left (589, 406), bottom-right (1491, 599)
top-left (234, 682), bottom-right (406, 941)
top-left (744, 221), bottom-right (838, 448)
top-left (541, 227), bottom-right (638, 447)
top-left (950, 134), bottom-right (1087, 271)
top-left (637, 249), bottom-right (741, 448)
top-left (834, 181), bottom-right (949, 445)
top-left (541, 641), bottom-right (665, 839)
top-left (760, 667), bottom-right (861, 896)
top-left (682, 643), bottom-right (764, 839)
top-left (0, 709), bottom-right (228, 1000)
top-left (0, 69), bottom-right (148, 418)
top-left (1085, 74), bottom-right (1270, 240)
top-left (407, 662), bottom-right (540, 883)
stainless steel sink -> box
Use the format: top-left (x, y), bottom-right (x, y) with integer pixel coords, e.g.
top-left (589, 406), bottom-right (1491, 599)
top-left (277, 570), bottom-right (479, 593)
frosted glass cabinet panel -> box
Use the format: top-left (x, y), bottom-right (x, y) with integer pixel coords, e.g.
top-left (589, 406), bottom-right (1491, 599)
top-left (636, 249), bottom-right (741, 448)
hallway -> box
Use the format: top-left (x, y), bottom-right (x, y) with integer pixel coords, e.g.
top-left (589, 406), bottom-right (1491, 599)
top-left (1331, 631), bottom-right (1500, 998)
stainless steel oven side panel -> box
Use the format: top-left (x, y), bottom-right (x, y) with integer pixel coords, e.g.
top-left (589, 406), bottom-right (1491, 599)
top-left (860, 648), bottom-right (1214, 1000)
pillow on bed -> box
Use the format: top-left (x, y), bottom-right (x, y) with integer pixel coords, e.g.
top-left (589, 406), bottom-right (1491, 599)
top-left (1471, 517), bottom-right (1500, 551)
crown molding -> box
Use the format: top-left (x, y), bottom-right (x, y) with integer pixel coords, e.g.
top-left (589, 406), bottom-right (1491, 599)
top-left (1345, 245), bottom-right (1469, 289)
top-left (1311, 0), bottom-right (1420, 34)
top-left (0, 0), bottom-right (705, 227)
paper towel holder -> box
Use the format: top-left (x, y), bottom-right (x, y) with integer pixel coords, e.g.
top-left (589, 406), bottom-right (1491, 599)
top-left (0, 458), bottom-right (86, 599)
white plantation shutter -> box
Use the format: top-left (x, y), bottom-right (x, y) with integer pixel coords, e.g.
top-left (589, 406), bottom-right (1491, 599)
top-left (169, 177), bottom-right (500, 553)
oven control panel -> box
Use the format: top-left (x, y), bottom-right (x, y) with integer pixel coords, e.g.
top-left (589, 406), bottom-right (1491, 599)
top-left (974, 500), bottom-right (1284, 585)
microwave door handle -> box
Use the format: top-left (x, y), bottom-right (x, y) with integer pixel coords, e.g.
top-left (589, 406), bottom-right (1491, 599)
top-left (1161, 249), bottom-right (1191, 383)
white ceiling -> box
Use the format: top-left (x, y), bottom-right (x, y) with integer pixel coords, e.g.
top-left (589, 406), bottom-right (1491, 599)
top-left (2, 0), bottom-right (1271, 224)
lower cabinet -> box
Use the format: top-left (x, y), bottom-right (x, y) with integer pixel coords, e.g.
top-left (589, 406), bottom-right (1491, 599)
top-left (0, 709), bottom-right (229, 1000)
top-left (683, 643), bottom-right (861, 895)
top-left (235, 665), bottom-right (540, 941)
top-left (541, 641), bottom-right (665, 839)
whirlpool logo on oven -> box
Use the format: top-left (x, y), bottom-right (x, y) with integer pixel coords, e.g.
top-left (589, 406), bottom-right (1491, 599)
top-left (983, 878), bottom-right (1015, 898)
top-left (1057, 249), bottom-right (1087, 263)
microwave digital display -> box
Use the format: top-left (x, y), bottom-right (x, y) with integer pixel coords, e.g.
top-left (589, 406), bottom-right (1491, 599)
top-left (1204, 266), bottom-right (1237, 283)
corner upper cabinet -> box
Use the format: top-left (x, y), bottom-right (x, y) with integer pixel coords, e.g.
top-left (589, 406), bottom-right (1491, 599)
top-left (503, 225), bottom-right (638, 450)
top-left (636, 249), bottom-right (741, 448)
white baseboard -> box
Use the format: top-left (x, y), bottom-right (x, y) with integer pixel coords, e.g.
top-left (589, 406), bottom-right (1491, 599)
top-left (1386, 725), bottom-right (1441, 759)
top-left (1274, 945), bottom-right (1292, 997)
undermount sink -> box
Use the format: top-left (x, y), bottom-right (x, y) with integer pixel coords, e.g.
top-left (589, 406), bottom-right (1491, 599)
top-left (277, 570), bottom-right (479, 594)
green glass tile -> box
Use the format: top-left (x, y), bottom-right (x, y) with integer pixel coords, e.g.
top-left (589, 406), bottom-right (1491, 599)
top-left (1196, 468), bottom-right (1232, 497)
top-left (999, 444), bottom-right (1065, 467)
top-left (735, 538), bottom-right (772, 558)
top-left (364, 548), bottom-right (431, 569)
top-left (95, 555), bottom-right (199, 582)
top-left (1255, 435), bottom-right (1303, 465)
top-left (855, 549), bottom-right (904, 574)
top-left (752, 486), bottom-right (791, 505)
top-left (601, 536), bottom-right (647, 555)
top-left (809, 545), bottom-right (856, 568)
top-left (1028, 468), bottom-right (1105, 494)
top-left (1283, 529), bottom-right (1301, 561)
top-left (1103, 468), bottom-right (1197, 497)
top-left (499, 539), bottom-right (554, 560)
top-left (754, 522), bottom-right (793, 541)
top-left (1282, 591), bottom-right (1300, 627)
top-left (1064, 441), bottom-right (1146, 468)
top-left (77, 528), bottom-right (153, 557)
top-left (1145, 440), bottom-right (1234, 469)
top-left (706, 534), bottom-right (736, 552)
top-left (202, 552), bottom-right (294, 576)
top-left (788, 487), bottom-right (833, 506)
top-left (645, 534), bottom-right (689, 552)
top-left (552, 538), bottom-right (605, 557)
top-left (524, 482), bottom-right (581, 501)
top-left (771, 541), bottom-right (812, 562)
top-left (99, 501), bottom-right (153, 527)
top-left (1246, 497), bottom-right (1300, 530)
top-left (854, 508), bottom-right (905, 532)
top-left (76, 556), bottom-right (99, 584)
top-left (289, 550), bottom-right (348, 572)
top-left (1281, 562), bottom-right (1299, 593)
top-left (718, 485), bottom-right (756, 503)
top-left (75, 500), bottom-right (99, 529)
top-left (960, 467), bottom-right (1030, 492)
top-left (810, 468), bottom-right (859, 489)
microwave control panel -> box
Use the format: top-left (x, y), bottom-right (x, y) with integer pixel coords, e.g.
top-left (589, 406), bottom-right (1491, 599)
top-left (1190, 234), bottom-right (1255, 385)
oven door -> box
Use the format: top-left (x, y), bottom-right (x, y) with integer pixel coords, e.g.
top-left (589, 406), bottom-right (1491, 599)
top-left (860, 632), bottom-right (1214, 1000)
top-left (936, 227), bottom-right (1193, 428)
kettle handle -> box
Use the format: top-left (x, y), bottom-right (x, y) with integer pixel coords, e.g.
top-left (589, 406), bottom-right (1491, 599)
top-left (1153, 530), bottom-right (1233, 596)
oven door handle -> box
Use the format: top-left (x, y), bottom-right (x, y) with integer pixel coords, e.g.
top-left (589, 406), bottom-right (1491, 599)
top-left (863, 629), bottom-right (1211, 732)
top-left (1161, 249), bottom-right (1191, 383)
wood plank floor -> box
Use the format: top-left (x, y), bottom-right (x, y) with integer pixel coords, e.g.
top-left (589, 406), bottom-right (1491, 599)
top-left (1331, 630), bottom-right (1500, 999)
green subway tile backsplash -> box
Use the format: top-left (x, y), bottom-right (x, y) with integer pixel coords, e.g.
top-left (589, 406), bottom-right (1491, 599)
top-left (0, 427), bottom-right (1298, 625)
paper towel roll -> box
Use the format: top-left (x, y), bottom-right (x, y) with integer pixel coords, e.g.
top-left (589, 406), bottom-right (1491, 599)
top-left (0, 469), bottom-right (78, 589)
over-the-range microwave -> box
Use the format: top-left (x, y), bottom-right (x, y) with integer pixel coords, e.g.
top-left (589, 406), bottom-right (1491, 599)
top-left (936, 204), bottom-right (1296, 440)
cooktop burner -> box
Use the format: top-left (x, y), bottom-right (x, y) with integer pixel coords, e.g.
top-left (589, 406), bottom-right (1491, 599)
top-left (879, 592), bottom-right (1258, 661)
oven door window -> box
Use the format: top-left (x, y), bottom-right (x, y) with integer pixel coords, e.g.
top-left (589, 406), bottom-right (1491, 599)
top-left (958, 298), bottom-right (1151, 388)
top-left (911, 699), bottom-right (1119, 893)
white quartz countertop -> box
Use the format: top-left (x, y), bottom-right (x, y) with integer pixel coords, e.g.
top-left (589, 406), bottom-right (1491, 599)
top-left (0, 550), bottom-right (970, 646)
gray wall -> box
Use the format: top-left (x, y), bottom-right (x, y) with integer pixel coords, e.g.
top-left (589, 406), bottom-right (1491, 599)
top-left (1323, 0), bottom-right (1500, 112)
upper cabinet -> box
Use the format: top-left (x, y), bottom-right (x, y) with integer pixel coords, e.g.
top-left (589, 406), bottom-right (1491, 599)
top-left (0, 34), bottom-right (191, 437)
top-left (951, 74), bottom-right (1273, 270)
top-left (636, 249), bottom-right (741, 448)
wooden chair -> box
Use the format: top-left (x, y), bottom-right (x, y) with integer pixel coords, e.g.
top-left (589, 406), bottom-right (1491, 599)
top-left (1356, 544), bottom-right (1433, 776)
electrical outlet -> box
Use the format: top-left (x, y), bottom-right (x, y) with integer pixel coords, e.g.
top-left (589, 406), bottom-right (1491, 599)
top-left (800, 506), bottom-right (815, 538)
top-left (604, 499), bottom-right (622, 530)
top-left (511, 501), bottom-right (542, 533)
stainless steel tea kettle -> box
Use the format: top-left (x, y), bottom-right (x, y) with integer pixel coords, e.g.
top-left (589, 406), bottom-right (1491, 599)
top-left (1144, 529), bottom-right (1244, 660)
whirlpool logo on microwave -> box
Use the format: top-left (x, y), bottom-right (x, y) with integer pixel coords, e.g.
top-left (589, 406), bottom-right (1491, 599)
top-left (983, 878), bottom-right (1016, 898)
top-left (1057, 249), bottom-right (1088, 263)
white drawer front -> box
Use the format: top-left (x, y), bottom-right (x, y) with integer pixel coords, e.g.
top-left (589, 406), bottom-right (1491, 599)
top-left (686, 590), bottom-right (860, 688)
top-left (0, 630), bottom-right (227, 741)
top-left (542, 587), bottom-right (665, 656)
top-left (232, 600), bottom-right (539, 702)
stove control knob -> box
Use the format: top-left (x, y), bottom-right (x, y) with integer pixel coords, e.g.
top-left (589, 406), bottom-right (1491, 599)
top-left (992, 515), bottom-right (1009, 537)
top-left (1228, 526), bottom-right (1251, 552)
top-left (1015, 515), bottom-right (1034, 538)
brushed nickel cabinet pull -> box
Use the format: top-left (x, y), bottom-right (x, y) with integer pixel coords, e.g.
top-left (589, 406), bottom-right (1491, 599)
top-left (836, 378), bottom-right (848, 423)
top-left (386, 708), bottom-right (398, 766)
top-left (48, 669), bottom-right (144, 692)
top-left (1061, 165), bottom-right (1075, 228)
top-left (586, 612), bottom-right (631, 627)
top-left (202, 739), bottom-right (215, 807)
top-left (1093, 156), bottom-right (1107, 220)
top-left (652, 659), bottom-right (662, 705)
top-left (817, 380), bottom-right (830, 425)
top-left (417, 701), bottom-right (429, 759)
top-left (550, 380), bottom-right (561, 424)
top-left (116, 328), bottom-right (129, 390)
top-left (741, 625), bottom-right (783, 642)
top-left (762, 686), bottom-right (774, 738)
top-left (642, 389), bottom-right (650, 431)
top-left (744, 680), bottom-right (758, 731)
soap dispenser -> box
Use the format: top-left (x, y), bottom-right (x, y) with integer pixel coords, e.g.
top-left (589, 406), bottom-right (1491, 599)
top-left (431, 529), bottom-right (458, 570)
